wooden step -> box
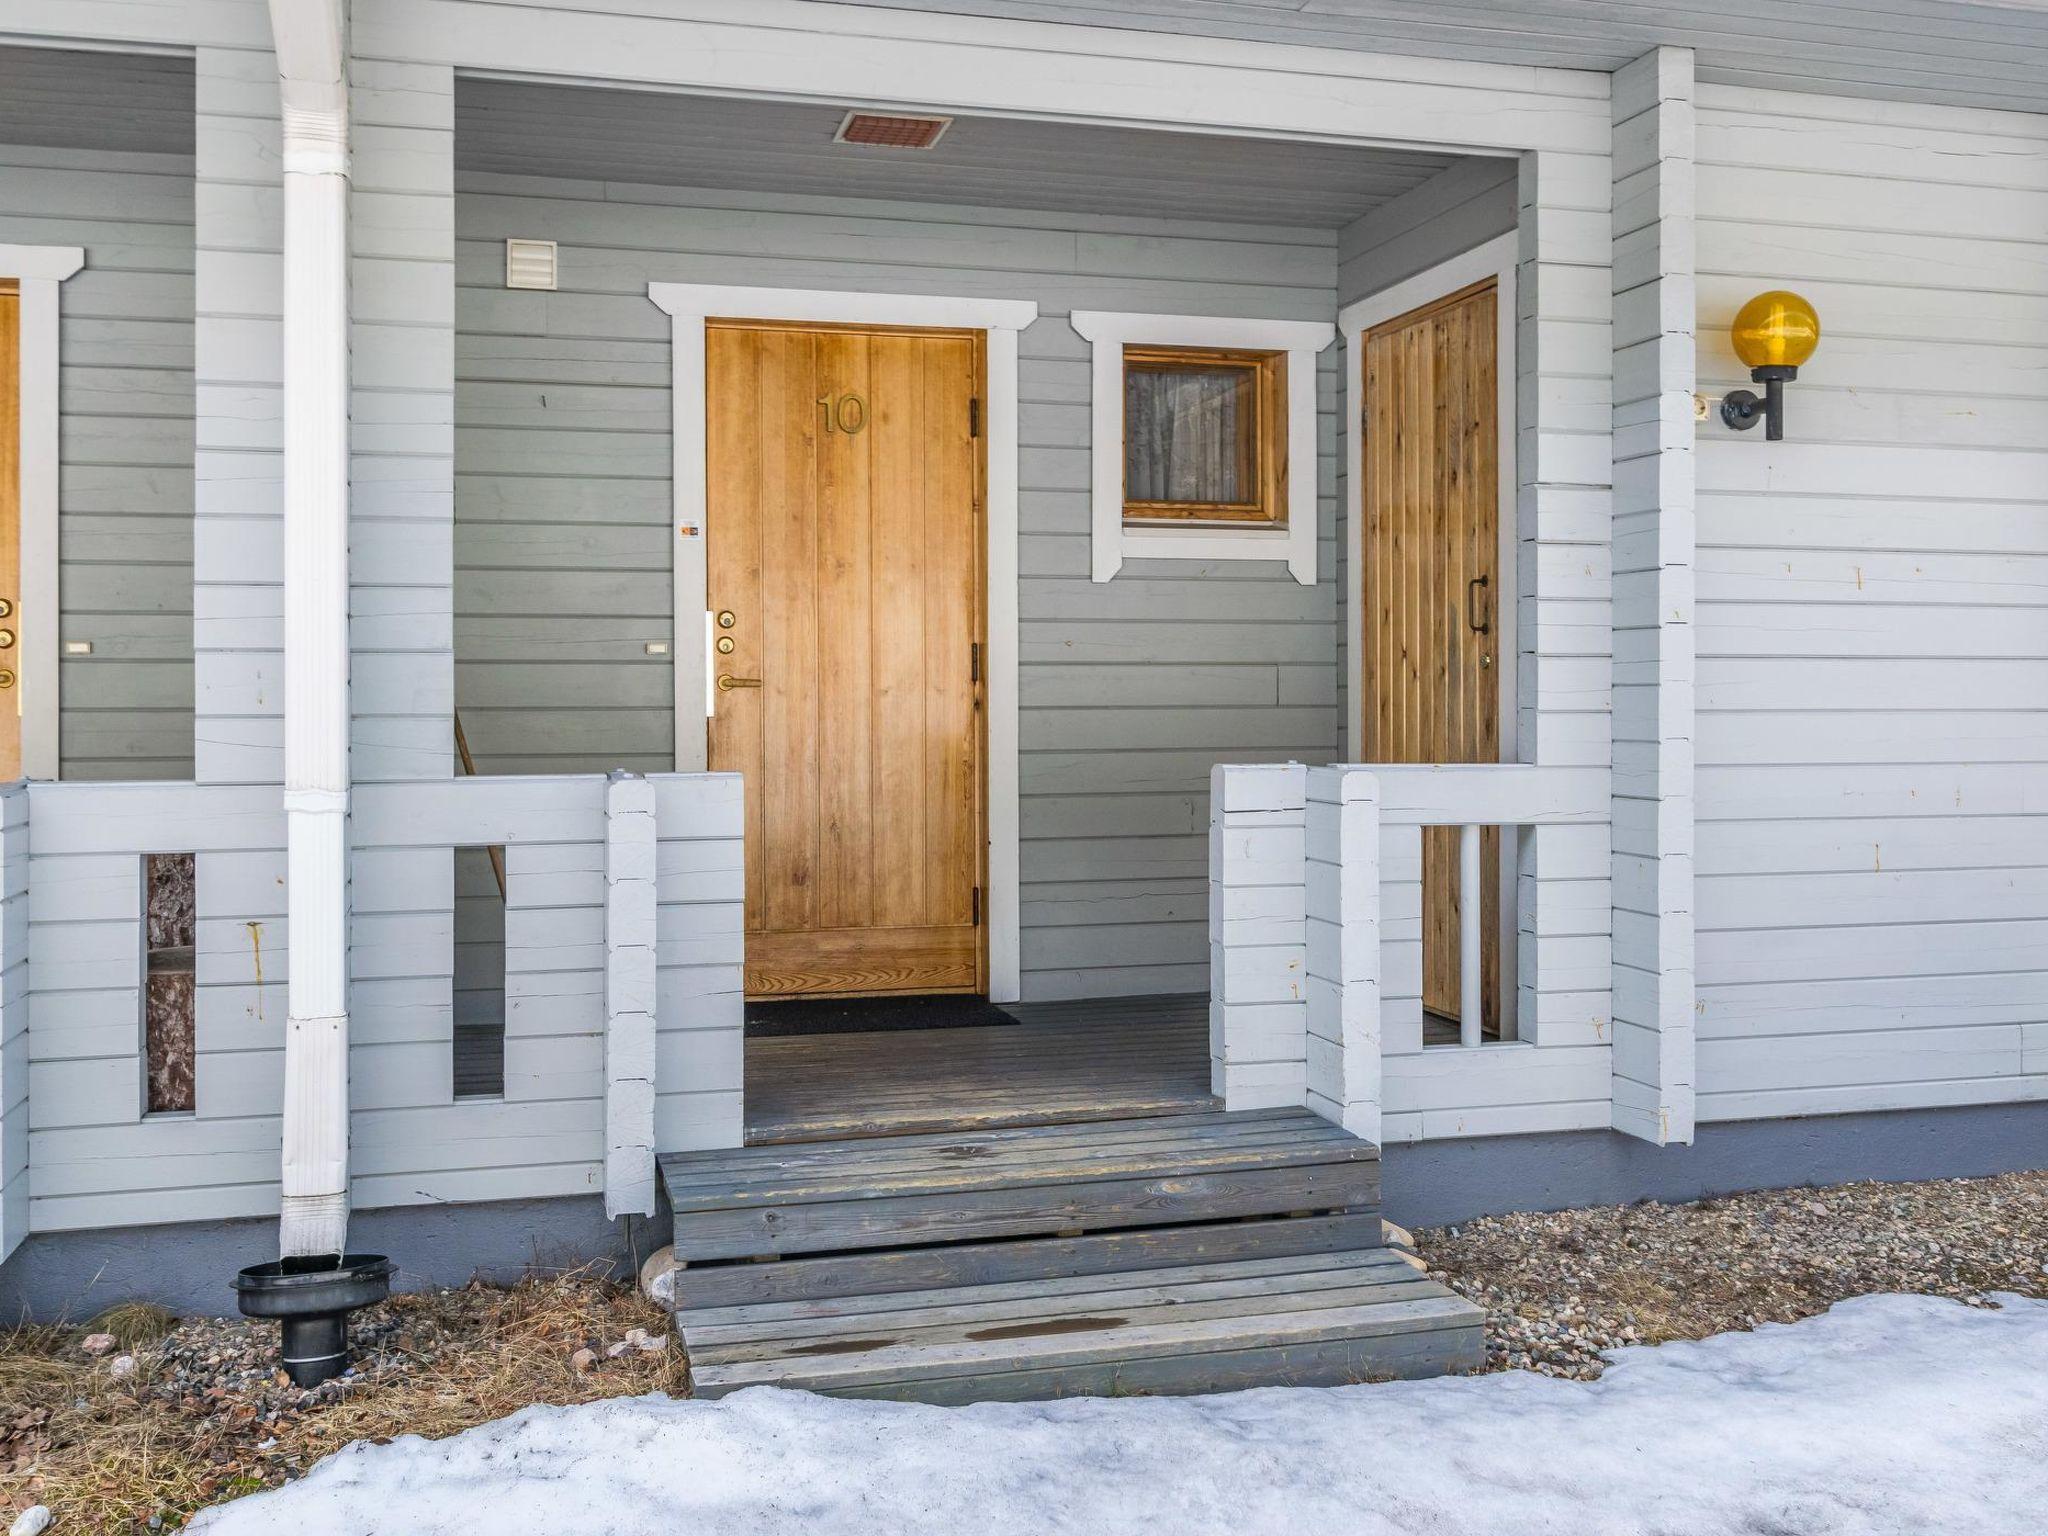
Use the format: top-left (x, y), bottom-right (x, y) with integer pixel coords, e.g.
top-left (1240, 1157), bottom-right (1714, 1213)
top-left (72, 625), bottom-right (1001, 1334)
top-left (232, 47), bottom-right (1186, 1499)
top-left (659, 1108), bottom-right (1380, 1263)
top-left (671, 1211), bottom-right (1386, 1310)
top-left (681, 1247), bottom-right (1484, 1402)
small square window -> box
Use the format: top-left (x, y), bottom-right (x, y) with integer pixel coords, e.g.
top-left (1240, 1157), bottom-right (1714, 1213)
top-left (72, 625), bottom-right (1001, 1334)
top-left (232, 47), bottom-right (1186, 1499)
top-left (1121, 345), bottom-right (1285, 527)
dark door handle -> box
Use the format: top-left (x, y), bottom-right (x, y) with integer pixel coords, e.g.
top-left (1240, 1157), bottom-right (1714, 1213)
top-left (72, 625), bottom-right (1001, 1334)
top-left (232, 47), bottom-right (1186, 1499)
top-left (1467, 574), bottom-right (1492, 636)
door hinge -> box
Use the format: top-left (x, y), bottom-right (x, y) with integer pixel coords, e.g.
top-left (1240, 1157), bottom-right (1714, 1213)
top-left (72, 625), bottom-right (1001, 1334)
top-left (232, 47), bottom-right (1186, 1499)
top-left (970, 641), bottom-right (981, 685)
top-left (972, 885), bottom-right (982, 926)
top-left (969, 397), bottom-right (981, 438)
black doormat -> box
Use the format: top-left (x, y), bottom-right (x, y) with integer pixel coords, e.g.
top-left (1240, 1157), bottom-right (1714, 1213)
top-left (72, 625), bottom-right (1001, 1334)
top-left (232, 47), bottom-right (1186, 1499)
top-left (745, 993), bottom-right (1023, 1037)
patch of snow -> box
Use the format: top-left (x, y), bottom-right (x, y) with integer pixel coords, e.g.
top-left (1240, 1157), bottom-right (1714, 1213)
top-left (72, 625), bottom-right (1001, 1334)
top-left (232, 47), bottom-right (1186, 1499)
top-left (192, 1294), bottom-right (2048, 1536)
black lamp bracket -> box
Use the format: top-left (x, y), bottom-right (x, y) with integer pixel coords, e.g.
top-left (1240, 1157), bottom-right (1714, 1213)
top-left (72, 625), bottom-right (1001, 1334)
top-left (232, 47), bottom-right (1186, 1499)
top-left (1720, 363), bottom-right (1799, 441)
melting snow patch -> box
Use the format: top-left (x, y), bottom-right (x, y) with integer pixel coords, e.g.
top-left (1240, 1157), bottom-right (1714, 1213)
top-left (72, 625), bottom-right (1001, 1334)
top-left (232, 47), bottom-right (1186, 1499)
top-left (194, 1292), bottom-right (2048, 1536)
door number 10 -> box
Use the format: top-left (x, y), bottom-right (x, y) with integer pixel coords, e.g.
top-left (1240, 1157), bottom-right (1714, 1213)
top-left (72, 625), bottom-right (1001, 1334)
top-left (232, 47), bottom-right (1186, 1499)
top-left (817, 392), bottom-right (869, 435)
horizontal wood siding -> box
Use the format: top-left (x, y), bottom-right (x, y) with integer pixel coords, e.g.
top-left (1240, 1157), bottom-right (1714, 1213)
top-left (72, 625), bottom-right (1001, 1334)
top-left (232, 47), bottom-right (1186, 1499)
top-left (0, 787), bottom-right (26, 1261)
top-left (1693, 85), bottom-right (2048, 1121)
top-left (453, 172), bottom-right (1343, 1001)
top-left (0, 141), bottom-right (195, 780)
top-left (653, 772), bottom-right (745, 1152)
top-left (21, 771), bottom-right (742, 1231)
top-left (25, 782), bottom-right (285, 1231)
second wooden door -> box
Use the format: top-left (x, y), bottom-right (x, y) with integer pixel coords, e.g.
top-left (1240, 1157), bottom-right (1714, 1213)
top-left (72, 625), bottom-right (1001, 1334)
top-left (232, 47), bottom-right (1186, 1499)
top-left (1361, 280), bottom-right (1502, 1031)
top-left (707, 321), bottom-right (985, 998)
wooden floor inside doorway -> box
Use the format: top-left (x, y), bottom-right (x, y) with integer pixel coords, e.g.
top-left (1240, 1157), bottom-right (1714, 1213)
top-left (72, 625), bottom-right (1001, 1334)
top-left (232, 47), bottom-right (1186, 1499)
top-left (745, 992), bottom-right (1216, 1144)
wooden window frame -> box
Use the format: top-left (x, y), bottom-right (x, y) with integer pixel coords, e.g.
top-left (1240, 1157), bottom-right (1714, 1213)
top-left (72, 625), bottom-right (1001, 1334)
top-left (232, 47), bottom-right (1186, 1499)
top-left (1071, 311), bottom-right (1330, 586)
top-left (1119, 344), bottom-right (1287, 528)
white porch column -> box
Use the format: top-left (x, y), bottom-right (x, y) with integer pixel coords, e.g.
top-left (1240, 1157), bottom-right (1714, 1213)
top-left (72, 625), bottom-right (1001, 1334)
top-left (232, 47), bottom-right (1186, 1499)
top-left (269, 0), bottom-right (353, 1258)
top-left (1609, 47), bottom-right (1698, 1147)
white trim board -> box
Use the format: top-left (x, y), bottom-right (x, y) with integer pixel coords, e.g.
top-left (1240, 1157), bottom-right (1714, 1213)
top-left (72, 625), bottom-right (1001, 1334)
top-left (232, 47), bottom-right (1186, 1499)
top-left (1337, 230), bottom-right (1521, 1037)
top-left (2, 244), bottom-right (85, 782)
top-left (646, 281), bottom-right (1037, 1004)
top-left (1070, 311), bottom-right (1333, 586)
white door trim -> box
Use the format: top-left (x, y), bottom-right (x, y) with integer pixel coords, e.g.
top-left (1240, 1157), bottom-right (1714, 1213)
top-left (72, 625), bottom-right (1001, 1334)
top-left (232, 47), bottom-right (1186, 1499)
top-left (2, 243), bottom-right (86, 781)
top-left (647, 281), bottom-right (1038, 1003)
top-left (1337, 231), bottom-right (1520, 1037)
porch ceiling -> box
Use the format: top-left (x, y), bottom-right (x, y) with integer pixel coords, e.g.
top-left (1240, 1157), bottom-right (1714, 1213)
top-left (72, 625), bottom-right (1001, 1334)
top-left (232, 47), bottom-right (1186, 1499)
top-left (816, 0), bottom-right (2048, 116)
top-left (453, 79), bottom-right (1465, 228)
top-left (0, 45), bottom-right (193, 157)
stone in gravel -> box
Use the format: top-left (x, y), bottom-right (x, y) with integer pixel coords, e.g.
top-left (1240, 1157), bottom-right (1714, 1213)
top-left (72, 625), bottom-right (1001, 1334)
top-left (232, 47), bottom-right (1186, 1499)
top-left (605, 1341), bottom-right (633, 1359)
top-left (624, 1328), bottom-right (648, 1347)
top-left (108, 1355), bottom-right (137, 1379)
top-left (570, 1348), bottom-right (597, 1374)
top-left (638, 1246), bottom-right (677, 1307)
top-left (80, 1332), bottom-right (117, 1357)
top-left (636, 1333), bottom-right (669, 1354)
top-left (9, 1506), bottom-right (52, 1536)
top-left (1382, 1220), bottom-right (1414, 1249)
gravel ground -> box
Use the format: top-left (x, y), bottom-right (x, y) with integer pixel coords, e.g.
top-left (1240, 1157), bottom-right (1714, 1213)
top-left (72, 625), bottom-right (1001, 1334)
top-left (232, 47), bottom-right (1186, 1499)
top-left (2, 1272), bottom-right (682, 1532)
top-left (6, 1172), bottom-right (2044, 1528)
top-left (1416, 1169), bottom-right (2048, 1378)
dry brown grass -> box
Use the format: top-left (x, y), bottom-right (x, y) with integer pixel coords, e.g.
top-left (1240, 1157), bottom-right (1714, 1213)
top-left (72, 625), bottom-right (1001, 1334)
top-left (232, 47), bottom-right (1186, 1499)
top-left (2, 1267), bottom-right (685, 1533)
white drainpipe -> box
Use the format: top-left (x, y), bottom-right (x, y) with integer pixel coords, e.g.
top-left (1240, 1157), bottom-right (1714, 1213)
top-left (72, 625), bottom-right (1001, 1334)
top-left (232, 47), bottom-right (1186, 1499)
top-left (269, 0), bottom-right (352, 1260)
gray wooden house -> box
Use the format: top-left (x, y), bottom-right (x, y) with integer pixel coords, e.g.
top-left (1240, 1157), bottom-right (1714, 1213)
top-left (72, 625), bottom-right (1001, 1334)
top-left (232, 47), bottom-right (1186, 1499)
top-left (0, 0), bottom-right (2042, 1399)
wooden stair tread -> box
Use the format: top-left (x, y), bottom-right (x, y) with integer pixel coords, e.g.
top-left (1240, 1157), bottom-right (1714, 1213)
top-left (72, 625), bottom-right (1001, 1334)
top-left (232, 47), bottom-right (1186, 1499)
top-left (661, 1107), bottom-right (1371, 1208)
top-left (682, 1249), bottom-right (1482, 1399)
top-left (660, 1110), bottom-right (1381, 1262)
top-left (686, 1247), bottom-right (1429, 1340)
top-left (669, 1212), bottom-right (1388, 1310)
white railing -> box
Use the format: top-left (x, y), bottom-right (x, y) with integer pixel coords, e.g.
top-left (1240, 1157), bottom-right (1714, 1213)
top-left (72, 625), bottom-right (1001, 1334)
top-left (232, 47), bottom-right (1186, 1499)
top-left (1212, 761), bottom-right (1605, 1142)
top-left (0, 770), bottom-right (742, 1253)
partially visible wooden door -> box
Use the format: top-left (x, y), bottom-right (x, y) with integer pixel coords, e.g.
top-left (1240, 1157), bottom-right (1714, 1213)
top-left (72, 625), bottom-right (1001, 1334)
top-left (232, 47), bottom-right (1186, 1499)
top-left (0, 282), bottom-right (19, 780)
top-left (707, 321), bottom-right (985, 998)
top-left (1362, 279), bottom-right (1501, 1030)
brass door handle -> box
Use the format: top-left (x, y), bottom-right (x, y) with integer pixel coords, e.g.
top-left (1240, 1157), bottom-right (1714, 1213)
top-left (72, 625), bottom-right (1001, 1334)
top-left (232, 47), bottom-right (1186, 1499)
top-left (717, 675), bottom-right (763, 691)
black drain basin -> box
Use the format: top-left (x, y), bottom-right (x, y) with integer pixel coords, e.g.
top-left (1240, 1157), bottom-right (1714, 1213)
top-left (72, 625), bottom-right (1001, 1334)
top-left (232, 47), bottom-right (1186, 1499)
top-left (234, 1254), bottom-right (394, 1387)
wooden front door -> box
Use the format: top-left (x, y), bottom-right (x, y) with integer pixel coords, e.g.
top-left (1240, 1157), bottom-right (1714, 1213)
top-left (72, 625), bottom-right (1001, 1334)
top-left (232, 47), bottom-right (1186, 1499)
top-left (707, 321), bottom-right (986, 999)
top-left (1361, 279), bottom-right (1501, 1030)
top-left (0, 282), bottom-right (19, 779)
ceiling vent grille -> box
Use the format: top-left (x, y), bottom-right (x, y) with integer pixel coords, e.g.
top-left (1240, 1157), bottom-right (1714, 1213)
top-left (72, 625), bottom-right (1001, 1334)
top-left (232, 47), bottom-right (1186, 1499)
top-left (834, 111), bottom-right (952, 150)
top-left (505, 238), bottom-right (558, 291)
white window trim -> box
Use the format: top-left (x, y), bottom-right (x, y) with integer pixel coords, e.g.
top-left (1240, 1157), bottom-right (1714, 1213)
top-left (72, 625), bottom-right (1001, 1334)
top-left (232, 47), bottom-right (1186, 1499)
top-left (2, 243), bottom-right (84, 781)
top-left (1071, 311), bottom-right (1333, 586)
top-left (1338, 230), bottom-right (1521, 1038)
top-left (646, 281), bottom-right (1039, 1004)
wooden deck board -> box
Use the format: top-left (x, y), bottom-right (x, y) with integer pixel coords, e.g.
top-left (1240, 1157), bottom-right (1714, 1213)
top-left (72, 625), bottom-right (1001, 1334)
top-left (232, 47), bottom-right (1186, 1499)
top-left (666, 1106), bottom-right (1483, 1402)
top-left (744, 992), bottom-right (1216, 1143)
top-left (668, 1213), bottom-right (1388, 1309)
top-left (684, 1249), bottom-right (1484, 1399)
top-left (662, 1107), bottom-right (1379, 1261)
top-left (664, 1109), bottom-right (1366, 1205)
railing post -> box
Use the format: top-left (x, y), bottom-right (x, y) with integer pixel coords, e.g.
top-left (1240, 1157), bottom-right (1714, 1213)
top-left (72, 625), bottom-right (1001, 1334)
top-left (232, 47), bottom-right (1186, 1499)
top-left (1208, 763), bottom-right (1308, 1110)
top-left (603, 771), bottom-right (658, 1218)
top-left (1306, 767), bottom-right (1382, 1141)
top-left (1459, 822), bottom-right (1484, 1048)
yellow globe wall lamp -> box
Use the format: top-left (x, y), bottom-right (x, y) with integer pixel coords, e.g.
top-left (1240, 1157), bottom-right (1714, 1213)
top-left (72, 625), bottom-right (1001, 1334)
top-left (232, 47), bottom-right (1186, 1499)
top-left (1718, 290), bottom-right (1821, 442)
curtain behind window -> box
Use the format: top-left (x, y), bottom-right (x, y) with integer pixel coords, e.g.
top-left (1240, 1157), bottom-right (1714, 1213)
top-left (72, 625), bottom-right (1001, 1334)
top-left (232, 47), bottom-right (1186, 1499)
top-left (1125, 365), bottom-right (1252, 506)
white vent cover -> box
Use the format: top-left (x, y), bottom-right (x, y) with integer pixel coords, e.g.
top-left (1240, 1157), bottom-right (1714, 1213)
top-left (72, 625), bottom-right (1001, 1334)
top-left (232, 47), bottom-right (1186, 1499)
top-left (505, 238), bottom-right (558, 291)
